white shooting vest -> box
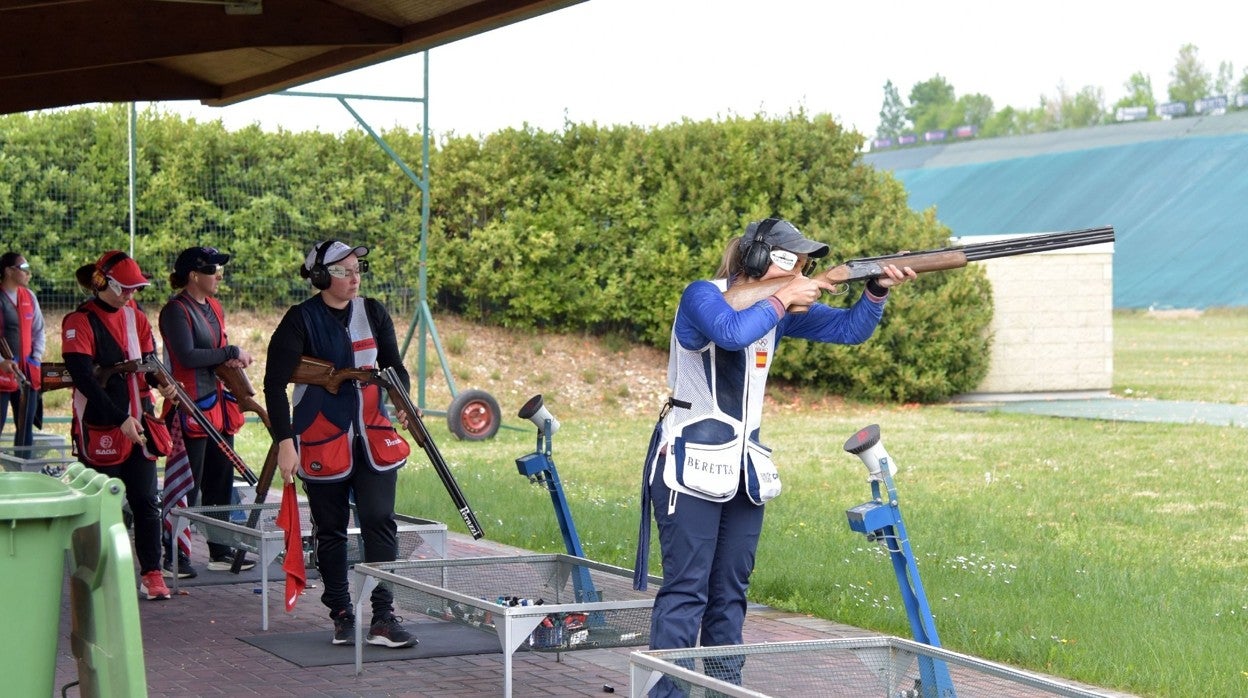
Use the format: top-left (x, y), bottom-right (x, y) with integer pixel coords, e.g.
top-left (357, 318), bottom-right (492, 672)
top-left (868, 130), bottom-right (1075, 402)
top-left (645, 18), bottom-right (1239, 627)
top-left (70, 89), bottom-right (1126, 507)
top-left (650, 279), bottom-right (782, 506)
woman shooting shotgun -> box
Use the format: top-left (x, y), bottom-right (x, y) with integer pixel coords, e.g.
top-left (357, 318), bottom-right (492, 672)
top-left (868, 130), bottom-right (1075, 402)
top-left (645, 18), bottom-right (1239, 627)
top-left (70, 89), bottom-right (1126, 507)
top-left (634, 218), bottom-right (915, 696)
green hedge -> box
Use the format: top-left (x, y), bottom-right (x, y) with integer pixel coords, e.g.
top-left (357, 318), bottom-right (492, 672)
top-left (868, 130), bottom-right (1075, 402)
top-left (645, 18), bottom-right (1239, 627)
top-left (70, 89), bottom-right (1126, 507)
top-left (427, 114), bottom-right (992, 401)
top-left (0, 106), bottom-right (991, 401)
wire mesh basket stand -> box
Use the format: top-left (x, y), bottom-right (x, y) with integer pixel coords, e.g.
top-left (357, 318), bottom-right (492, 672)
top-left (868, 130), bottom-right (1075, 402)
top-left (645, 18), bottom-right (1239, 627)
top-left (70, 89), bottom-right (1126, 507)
top-left (629, 636), bottom-right (1114, 698)
top-left (351, 554), bottom-right (660, 697)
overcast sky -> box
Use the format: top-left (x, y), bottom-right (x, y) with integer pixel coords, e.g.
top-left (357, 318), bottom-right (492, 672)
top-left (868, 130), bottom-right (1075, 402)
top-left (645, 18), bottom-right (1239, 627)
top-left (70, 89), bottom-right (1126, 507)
top-left (158, 0), bottom-right (1246, 140)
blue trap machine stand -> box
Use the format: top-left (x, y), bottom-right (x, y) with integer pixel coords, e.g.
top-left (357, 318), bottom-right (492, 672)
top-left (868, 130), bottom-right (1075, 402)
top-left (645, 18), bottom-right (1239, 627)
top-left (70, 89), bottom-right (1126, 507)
top-left (843, 424), bottom-right (956, 698)
top-left (514, 395), bottom-right (600, 604)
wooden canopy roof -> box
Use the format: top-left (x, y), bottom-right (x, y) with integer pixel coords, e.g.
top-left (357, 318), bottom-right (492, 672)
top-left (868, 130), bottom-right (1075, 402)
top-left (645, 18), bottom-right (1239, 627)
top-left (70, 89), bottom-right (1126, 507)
top-left (1, 0), bottom-right (582, 115)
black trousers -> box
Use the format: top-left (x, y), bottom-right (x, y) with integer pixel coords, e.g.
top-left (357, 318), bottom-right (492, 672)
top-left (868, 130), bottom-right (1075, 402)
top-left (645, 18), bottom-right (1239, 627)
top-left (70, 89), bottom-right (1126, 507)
top-left (186, 434), bottom-right (237, 559)
top-left (303, 439), bottom-right (399, 623)
top-left (90, 449), bottom-right (163, 574)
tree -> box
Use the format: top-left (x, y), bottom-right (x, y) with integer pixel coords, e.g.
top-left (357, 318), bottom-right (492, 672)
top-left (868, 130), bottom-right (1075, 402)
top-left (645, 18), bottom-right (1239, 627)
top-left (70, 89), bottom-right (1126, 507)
top-left (954, 93), bottom-right (994, 130)
top-left (1062, 85), bottom-right (1107, 128)
top-left (1168, 43), bottom-right (1211, 107)
top-left (1215, 61), bottom-right (1235, 96)
top-left (906, 75), bottom-right (956, 133)
top-left (1115, 72), bottom-right (1156, 113)
top-left (875, 80), bottom-right (908, 141)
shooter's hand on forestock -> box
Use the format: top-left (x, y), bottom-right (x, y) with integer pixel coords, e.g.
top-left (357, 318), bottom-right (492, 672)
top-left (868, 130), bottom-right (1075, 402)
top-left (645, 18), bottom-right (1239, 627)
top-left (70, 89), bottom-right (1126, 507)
top-left (874, 261), bottom-right (918, 289)
top-left (393, 407), bottom-right (419, 432)
top-left (156, 380), bottom-right (180, 404)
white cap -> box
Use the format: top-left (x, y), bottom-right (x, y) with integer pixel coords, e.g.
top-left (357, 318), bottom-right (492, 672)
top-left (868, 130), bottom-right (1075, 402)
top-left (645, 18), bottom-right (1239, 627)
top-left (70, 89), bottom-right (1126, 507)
top-left (304, 240), bottom-right (369, 270)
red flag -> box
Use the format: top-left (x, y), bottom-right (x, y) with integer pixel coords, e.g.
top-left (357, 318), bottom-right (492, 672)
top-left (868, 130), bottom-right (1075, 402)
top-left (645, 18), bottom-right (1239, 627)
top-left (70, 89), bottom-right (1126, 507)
top-left (276, 482), bottom-right (307, 612)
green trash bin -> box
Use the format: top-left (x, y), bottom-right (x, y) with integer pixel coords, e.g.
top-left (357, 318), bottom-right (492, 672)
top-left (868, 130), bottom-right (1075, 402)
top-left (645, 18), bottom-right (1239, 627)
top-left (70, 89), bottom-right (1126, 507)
top-left (0, 471), bottom-right (91, 697)
top-left (0, 465), bottom-right (148, 698)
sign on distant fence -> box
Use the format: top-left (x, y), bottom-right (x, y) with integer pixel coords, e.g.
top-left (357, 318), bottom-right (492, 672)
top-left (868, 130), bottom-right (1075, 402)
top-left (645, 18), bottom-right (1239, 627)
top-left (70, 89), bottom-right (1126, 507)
top-left (923, 130), bottom-right (947, 143)
top-left (897, 133), bottom-right (918, 146)
top-left (953, 124), bottom-right (977, 138)
top-left (872, 137), bottom-right (894, 150)
top-left (1156, 101), bottom-right (1188, 117)
top-left (1238, 93), bottom-right (1248, 108)
top-left (1194, 95), bottom-right (1228, 115)
top-left (1115, 106), bottom-right (1149, 122)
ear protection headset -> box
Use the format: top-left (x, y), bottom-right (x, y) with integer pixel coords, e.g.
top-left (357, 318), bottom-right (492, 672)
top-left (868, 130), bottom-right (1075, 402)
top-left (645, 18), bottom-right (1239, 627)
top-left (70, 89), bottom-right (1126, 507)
top-left (300, 240), bottom-right (338, 290)
top-left (741, 218), bottom-right (781, 279)
top-left (91, 251), bottom-right (130, 292)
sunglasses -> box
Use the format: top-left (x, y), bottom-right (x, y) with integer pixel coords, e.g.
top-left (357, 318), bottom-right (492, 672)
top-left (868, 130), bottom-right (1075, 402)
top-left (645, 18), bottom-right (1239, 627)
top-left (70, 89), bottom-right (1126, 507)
top-left (193, 264), bottom-right (222, 276)
top-left (12, 263), bottom-right (31, 272)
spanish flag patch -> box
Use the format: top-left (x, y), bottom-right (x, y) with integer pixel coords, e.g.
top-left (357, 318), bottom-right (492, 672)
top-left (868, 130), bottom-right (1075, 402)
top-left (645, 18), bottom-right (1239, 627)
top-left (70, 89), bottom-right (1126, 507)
top-left (755, 350), bottom-right (768, 368)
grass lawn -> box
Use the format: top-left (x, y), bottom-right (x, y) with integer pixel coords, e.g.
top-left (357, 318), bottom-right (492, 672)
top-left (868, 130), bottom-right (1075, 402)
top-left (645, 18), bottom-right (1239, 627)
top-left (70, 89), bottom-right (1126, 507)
top-left (39, 309), bottom-right (1248, 697)
top-left (382, 309), bottom-right (1244, 698)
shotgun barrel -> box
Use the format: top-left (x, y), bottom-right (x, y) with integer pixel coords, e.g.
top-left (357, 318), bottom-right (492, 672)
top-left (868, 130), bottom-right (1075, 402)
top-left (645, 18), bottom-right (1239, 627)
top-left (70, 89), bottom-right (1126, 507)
top-left (723, 225), bottom-right (1115, 311)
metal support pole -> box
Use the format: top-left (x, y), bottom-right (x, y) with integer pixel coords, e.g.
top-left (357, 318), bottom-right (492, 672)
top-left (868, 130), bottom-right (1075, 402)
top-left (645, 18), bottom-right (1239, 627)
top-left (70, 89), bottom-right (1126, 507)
top-left (277, 52), bottom-right (457, 410)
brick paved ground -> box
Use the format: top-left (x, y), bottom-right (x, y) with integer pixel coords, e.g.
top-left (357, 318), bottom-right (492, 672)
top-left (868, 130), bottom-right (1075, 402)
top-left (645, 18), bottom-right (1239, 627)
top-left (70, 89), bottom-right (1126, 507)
top-left (50, 532), bottom-right (1136, 698)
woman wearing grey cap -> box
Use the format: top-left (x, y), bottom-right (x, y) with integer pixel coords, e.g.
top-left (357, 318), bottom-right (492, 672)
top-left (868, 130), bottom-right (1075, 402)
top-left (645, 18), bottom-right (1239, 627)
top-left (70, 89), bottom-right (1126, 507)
top-left (158, 246), bottom-right (257, 578)
top-left (635, 218), bottom-right (916, 695)
top-left (263, 239), bottom-right (417, 649)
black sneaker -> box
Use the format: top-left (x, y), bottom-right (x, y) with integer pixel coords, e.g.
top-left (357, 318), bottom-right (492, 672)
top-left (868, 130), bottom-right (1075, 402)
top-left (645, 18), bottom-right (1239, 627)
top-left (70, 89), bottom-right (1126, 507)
top-left (162, 557), bottom-right (197, 579)
top-left (331, 609), bottom-right (355, 646)
top-left (367, 614), bottom-right (417, 648)
top-left (207, 553), bottom-right (256, 572)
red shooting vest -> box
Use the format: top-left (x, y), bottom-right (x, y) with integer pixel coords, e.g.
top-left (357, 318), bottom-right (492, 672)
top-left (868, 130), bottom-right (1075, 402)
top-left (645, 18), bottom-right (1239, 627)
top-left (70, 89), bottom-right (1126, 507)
top-left (0, 286), bottom-right (40, 391)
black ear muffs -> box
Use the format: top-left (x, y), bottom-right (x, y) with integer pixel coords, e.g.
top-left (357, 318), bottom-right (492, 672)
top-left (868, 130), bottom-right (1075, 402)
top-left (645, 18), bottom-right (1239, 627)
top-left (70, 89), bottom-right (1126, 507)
top-left (92, 251), bottom-right (129, 292)
top-left (741, 218), bottom-right (781, 279)
top-left (301, 240), bottom-right (338, 290)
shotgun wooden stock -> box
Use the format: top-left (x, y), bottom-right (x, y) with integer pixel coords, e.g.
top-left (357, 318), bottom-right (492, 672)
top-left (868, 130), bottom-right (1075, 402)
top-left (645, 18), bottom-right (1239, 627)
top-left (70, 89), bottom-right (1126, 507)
top-left (289, 355), bottom-right (369, 394)
top-left (215, 364), bottom-right (271, 430)
top-left (215, 364), bottom-right (279, 573)
top-left (40, 359), bottom-right (148, 391)
top-left (722, 225), bottom-right (1115, 312)
top-left (290, 356), bottom-right (485, 539)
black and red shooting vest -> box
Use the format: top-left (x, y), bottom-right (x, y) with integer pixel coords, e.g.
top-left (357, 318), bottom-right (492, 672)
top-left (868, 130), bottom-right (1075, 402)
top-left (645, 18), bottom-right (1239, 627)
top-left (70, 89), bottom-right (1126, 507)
top-left (162, 292), bottom-right (243, 438)
top-left (291, 296), bottom-right (409, 482)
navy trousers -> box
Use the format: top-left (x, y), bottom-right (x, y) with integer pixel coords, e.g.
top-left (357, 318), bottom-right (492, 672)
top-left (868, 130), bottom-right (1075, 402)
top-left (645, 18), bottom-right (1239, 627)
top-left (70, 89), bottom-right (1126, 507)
top-left (647, 455), bottom-right (765, 696)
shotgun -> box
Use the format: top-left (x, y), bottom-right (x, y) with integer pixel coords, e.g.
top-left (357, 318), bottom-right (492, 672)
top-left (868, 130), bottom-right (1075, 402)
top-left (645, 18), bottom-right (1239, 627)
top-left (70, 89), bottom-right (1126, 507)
top-left (141, 355), bottom-right (260, 487)
top-left (215, 364), bottom-right (280, 573)
top-left (723, 225), bottom-right (1115, 312)
top-left (290, 356), bottom-right (485, 539)
top-left (40, 361), bottom-right (140, 392)
top-left (0, 337), bottom-right (32, 449)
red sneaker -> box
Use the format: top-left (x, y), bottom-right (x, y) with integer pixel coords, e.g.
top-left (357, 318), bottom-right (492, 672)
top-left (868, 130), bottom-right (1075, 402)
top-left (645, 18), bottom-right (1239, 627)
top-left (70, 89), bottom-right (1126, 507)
top-left (141, 570), bottom-right (172, 600)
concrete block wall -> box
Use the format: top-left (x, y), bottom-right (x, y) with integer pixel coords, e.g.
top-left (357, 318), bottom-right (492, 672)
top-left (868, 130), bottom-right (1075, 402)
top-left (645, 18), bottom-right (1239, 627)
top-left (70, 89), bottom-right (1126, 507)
top-left (963, 242), bottom-right (1114, 399)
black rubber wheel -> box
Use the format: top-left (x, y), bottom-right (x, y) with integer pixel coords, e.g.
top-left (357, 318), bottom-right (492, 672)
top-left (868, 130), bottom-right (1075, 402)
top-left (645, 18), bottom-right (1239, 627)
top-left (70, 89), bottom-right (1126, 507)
top-left (446, 389), bottom-right (502, 441)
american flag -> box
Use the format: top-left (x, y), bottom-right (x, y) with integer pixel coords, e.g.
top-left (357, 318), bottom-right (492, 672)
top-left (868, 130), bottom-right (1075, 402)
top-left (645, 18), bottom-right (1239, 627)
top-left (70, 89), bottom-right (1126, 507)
top-left (161, 415), bottom-right (193, 558)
